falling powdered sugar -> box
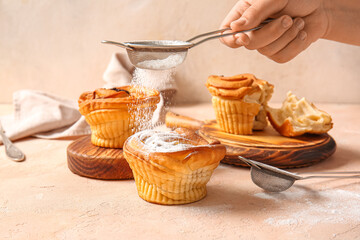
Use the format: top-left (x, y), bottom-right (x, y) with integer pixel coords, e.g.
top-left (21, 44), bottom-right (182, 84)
top-left (127, 51), bottom-right (181, 146)
top-left (132, 67), bottom-right (176, 91)
top-left (136, 53), bottom-right (185, 70)
top-left (129, 59), bottom-right (177, 130)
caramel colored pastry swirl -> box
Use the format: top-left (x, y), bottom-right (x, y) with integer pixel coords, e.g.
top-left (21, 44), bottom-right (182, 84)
top-left (123, 128), bottom-right (226, 205)
top-left (206, 74), bottom-right (261, 100)
top-left (79, 86), bottom-right (160, 148)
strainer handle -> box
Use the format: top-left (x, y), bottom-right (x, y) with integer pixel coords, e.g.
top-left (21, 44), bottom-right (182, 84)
top-left (101, 40), bottom-right (134, 51)
top-left (302, 175), bottom-right (360, 180)
top-left (187, 18), bottom-right (274, 48)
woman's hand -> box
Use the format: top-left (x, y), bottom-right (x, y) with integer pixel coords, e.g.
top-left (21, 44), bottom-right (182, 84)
top-left (220, 0), bottom-right (330, 63)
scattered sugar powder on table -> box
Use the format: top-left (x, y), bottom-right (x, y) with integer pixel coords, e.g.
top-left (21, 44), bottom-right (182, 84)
top-left (254, 189), bottom-right (360, 226)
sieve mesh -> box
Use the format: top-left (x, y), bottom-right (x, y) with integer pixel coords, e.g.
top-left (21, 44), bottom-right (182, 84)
top-left (250, 167), bottom-right (295, 192)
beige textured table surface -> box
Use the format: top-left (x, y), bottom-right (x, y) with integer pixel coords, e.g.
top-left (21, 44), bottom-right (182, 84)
top-left (1, 103), bottom-right (360, 240)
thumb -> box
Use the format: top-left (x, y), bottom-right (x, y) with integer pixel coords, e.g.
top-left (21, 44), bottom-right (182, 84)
top-left (230, 0), bottom-right (288, 31)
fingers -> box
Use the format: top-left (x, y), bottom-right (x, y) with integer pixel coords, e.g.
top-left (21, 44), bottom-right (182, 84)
top-left (266, 30), bottom-right (309, 63)
top-left (219, 31), bottom-right (240, 48)
top-left (235, 15), bottom-right (294, 50)
top-left (219, 1), bottom-right (250, 48)
top-left (219, 0), bottom-right (324, 62)
top-left (220, 1), bottom-right (250, 29)
top-left (230, 0), bottom-right (288, 31)
top-left (220, 14), bottom-right (294, 49)
top-left (219, 0), bottom-right (287, 48)
top-left (262, 13), bottom-right (324, 63)
top-left (220, 0), bottom-right (289, 49)
top-left (257, 18), bottom-right (305, 56)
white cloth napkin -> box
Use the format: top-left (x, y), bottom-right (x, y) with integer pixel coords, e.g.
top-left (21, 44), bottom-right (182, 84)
top-left (0, 90), bottom-right (91, 143)
top-left (0, 53), bottom-right (177, 143)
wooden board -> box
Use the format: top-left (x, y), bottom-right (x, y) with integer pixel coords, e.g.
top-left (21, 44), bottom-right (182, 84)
top-left (199, 120), bottom-right (336, 168)
top-left (67, 135), bottom-right (133, 180)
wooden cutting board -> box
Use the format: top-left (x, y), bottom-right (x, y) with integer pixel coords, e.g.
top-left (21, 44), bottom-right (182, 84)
top-left (67, 135), bottom-right (133, 180)
top-left (166, 112), bottom-right (336, 168)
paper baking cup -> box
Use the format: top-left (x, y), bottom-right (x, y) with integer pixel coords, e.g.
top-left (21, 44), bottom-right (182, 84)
top-left (133, 170), bottom-right (208, 205)
top-left (124, 152), bottom-right (217, 205)
top-left (212, 96), bottom-right (260, 135)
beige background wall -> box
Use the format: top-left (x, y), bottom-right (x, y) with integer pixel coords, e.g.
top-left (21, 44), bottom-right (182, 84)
top-left (1, 0), bottom-right (360, 104)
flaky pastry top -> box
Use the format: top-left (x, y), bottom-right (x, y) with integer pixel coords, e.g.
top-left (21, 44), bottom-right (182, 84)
top-left (206, 74), bottom-right (273, 100)
top-left (78, 86), bottom-right (160, 115)
top-left (123, 128), bottom-right (226, 172)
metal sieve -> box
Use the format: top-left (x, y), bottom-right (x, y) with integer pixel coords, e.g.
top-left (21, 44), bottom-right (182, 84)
top-left (239, 156), bottom-right (360, 192)
top-left (102, 19), bottom-right (274, 70)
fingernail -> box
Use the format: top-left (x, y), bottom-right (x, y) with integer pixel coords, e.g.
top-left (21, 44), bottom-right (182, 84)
top-left (295, 18), bottom-right (304, 30)
top-left (236, 37), bottom-right (249, 46)
top-left (282, 16), bottom-right (292, 28)
top-left (235, 39), bottom-right (242, 45)
top-left (237, 17), bottom-right (246, 25)
top-left (298, 31), bottom-right (307, 40)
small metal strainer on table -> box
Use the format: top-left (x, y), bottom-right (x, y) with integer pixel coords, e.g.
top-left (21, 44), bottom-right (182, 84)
top-left (239, 156), bottom-right (360, 192)
top-left (101, 19), bottom-right (274, 70)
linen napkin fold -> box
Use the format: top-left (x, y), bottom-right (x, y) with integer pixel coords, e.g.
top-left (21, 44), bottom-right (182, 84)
top-left (0, 53), bottom-right (177, 143)
top-left (0, 90), bottom-right (90, 144)
top-left (103, 52), bottom-right (135, 88)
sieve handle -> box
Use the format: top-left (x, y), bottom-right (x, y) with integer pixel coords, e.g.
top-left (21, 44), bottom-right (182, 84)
top-left (301, 175), bottom-right (360, 180)
top-left (187, 18), bottom-right (274, 48)
top-left (101, 40), bottom-right (134, 51)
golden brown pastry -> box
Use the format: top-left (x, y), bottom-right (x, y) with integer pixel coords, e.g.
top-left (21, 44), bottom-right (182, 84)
top-left (206, 74), bottom-right (273, 134)
top-left (266, 91), bottom-right (333, 137)
top-left (123, 128), bottom-right (226, 205)
top-left (79, 86), bottom-right (160, 148)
